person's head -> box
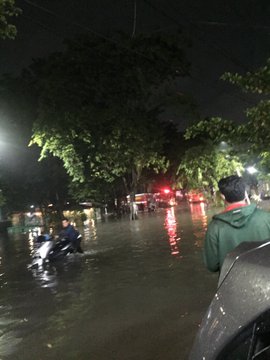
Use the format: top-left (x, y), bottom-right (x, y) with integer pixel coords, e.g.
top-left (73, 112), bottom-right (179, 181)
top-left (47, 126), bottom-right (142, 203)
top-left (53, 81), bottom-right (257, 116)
top-left (62, 217), bottom-right (70, 228)
top-left (218, 175), bottom-right (246, 203)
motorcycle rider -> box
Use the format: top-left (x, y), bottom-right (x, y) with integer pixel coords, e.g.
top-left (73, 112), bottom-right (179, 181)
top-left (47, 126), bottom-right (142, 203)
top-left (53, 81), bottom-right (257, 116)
top-left (60, 218), bottom-right (83, 253)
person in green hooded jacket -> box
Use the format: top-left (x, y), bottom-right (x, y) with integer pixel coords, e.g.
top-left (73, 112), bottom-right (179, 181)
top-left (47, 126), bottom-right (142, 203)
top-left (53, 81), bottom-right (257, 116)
top-left (204, 175), bottom-right (270, 272)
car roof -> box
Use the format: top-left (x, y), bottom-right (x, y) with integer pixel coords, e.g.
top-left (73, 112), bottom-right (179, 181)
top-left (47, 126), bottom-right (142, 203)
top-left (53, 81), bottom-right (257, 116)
top-left (189, 240), bottom-right (270, 360)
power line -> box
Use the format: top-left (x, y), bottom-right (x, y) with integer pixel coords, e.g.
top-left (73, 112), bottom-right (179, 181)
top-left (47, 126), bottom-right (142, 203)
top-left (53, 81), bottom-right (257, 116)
top-left (21, 0), bottom-right (121, 41)
top-left (193, 20), bottom-right (270, 32)
top-left (142, 0), bottom-right (260, 108)
top-left (143, 0), bottom-right (250, 71)
top-left (21, 14), bottom-right (64, 40)
top-left (131, 0), bottom-right (137, 38)
top-left (21, 0), bottom-right (154, 62)
top-left (19, 0), bottom-right (259, 112)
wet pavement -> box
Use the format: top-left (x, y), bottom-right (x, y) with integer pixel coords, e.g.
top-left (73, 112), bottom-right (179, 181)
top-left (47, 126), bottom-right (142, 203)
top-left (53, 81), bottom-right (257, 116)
top-left (0, 203), bottom-right (219, 359)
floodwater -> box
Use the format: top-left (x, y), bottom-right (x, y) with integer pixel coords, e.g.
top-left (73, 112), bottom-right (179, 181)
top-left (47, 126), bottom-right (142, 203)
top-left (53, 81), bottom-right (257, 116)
top-left (0, 203), bottom-right (218, 360)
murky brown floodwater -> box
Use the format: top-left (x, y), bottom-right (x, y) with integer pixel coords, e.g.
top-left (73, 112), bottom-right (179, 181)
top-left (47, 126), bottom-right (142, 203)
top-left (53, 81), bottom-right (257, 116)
top-left (0, 203), bottom-right (218, 360)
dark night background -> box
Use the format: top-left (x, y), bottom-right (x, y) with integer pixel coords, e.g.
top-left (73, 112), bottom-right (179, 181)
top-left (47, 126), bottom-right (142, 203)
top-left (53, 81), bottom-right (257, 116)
top-left (1, 0), bottom-right (270, 126)
top-left (1, 4), bottom-right (270, 359)
top-left (0, 0), bottom-right (270, 210)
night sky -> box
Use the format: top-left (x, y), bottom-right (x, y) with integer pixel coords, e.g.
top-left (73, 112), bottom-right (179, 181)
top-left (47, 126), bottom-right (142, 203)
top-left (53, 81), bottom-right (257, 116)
top-left (1, 0), bottom-right (270, 128)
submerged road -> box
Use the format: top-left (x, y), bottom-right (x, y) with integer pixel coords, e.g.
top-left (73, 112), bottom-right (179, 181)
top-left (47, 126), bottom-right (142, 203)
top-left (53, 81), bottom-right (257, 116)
top-left (0, 203), bottom-right (218, 359)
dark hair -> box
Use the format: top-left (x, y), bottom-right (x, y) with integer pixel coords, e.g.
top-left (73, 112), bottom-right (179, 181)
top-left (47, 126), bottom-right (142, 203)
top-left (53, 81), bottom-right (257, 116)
top-left (62, 217), bottom-right (69, 222)
top-left (218, 175), bottom-right (246, 203)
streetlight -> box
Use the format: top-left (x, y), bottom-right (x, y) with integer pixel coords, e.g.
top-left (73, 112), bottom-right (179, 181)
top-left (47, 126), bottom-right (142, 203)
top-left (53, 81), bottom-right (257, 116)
top-left (246, 166), bottom-right (258, 175)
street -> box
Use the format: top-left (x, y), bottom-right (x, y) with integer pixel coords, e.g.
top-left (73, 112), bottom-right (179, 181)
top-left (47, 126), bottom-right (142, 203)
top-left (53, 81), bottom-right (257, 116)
top-left (0, 203), bottom-right (218, 359)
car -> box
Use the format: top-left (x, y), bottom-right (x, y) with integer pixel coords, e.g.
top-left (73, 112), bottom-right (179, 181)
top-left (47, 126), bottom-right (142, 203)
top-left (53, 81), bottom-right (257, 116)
top-left (186, 190), bottom-right (206, 203)
top-left (189, 241), bottom-right (270, 360)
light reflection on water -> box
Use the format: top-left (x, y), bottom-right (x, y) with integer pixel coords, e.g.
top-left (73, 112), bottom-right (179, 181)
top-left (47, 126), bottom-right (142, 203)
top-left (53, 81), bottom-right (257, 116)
top-left (31, 267), bottom-right (58, 289)
top-left (83, 218), bottom-right (98, 242)
top-left (189, 202), bottom-right (208, 248)
top-left (164, 207), bottom-right (181, 257)
top-left (0, 204), bottom-right (217, 360)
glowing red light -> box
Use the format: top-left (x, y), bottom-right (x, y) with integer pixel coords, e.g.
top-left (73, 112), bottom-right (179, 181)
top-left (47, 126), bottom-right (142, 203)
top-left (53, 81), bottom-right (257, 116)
top-left (163, 188), bottom-right (171, 194)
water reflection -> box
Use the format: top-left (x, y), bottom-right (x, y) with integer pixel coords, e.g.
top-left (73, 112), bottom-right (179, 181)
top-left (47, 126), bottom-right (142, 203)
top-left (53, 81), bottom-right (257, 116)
top-left (164, 207), bottom-right (181, 256)
top-left (190, 202), bottom-right (208, 248)
top-left (0, 210), bottom-right (217, 359)
top-left (31, 266), bottom-right (58, 290)
top-left (0, 328), bottom-right (23, 356)
top-left (83, 218), bottom-right (97, 242)
top-left (27, 227), bottom-right (43, 258)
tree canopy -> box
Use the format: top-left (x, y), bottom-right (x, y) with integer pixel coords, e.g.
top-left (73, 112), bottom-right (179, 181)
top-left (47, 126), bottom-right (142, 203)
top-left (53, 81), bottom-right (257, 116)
top-left (176, 142), bottom-right (243, 190)
top-left (28, 32), bottom-right (190, 198)
top-left (179, 58), bottom-right (270, 188)
top-left (0, 0), bottom-right (21, 39)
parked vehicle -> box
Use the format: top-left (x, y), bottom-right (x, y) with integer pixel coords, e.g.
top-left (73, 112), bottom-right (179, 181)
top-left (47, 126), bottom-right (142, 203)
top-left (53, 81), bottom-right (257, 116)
top-left (186, 190), bottom-right (206, 203)
top-left (127, 193), bottom-right (157, 211)
top-left (189, 241), bottom-right (270, 360)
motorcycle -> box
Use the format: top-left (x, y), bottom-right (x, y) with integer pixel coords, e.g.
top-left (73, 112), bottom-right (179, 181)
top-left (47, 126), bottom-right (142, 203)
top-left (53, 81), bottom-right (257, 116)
top-left (31, 233), bottom-right (83, 267)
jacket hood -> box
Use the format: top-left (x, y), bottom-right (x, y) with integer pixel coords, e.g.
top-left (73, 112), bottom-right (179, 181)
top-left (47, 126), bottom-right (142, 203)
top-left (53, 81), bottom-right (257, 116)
top-left (213, 203), bottom-right (257, 228)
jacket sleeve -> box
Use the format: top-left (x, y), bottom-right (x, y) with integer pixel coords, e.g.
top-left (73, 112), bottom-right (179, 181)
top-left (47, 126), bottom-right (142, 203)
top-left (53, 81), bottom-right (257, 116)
top-left (67, 226), bottom-right (79, 241)
top-left (203, 222), bottom-right (220, 272)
